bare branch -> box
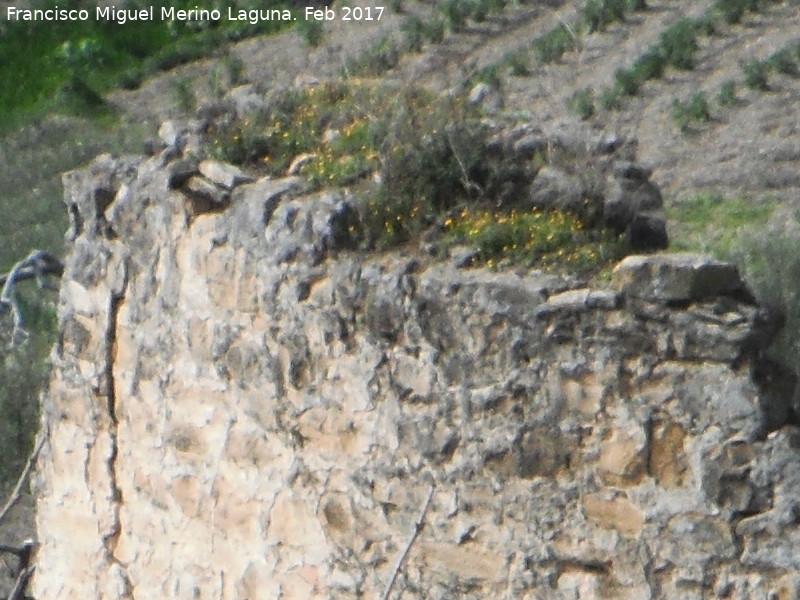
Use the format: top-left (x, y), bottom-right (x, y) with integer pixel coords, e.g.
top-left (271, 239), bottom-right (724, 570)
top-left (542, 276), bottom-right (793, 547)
top-left (7, 565), bottom-right (34, 600)
top-left (0, 430), bottom-right (46, 527)
top-left (379, 484), bottom-right (435, 600)
top-left (0, 250), bottom-right (63, 347)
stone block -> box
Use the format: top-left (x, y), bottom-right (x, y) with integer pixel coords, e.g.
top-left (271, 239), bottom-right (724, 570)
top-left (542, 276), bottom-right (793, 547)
top-left (612, 254), bottom-right (745, 302)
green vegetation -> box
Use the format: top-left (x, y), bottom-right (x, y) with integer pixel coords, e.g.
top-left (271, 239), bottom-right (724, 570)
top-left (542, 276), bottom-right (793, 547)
top-left (672, 91), bottom-right (712, 132)
top-left (471, 64), bottom-right (503, 89)
top-left (209, 54), bottom-right (248, 98)
top-left (672, 190), bottom-right (800, 418)
top-left (659, 18), bottom-right (700, 71)
top-left (533, 24), bottom-right (577, 64)
top-left (583, 0), bottom-right (628, 34)
top-left (600, 87), bottom-right (623, 111)
top-left (716, 80), bottom-right (738, 107)
top-left (343, 37), bottom-right (401, 77)
top-left (297, 17), bottom-right (324, 48)
top-left (666, 192), bottom-right (774, 254)
top-left (766, 48), bottom-right (799, 76)
top-left (0, 292), bottom-right (57, 492)
top-left (503, 50), bottom-right (532, 77)
top-left (613, 67), bottom-right (641, 97)
top-left (594, 16), bottom-right (713, 111)
top-left (569, 87), bottom-right (596, 120)
top-left (711, 0), bottom-right (783, 24)
top-left (208, 80), bottom-right (628, 272)
top-left (172, 78), bottom-right (197, 112)
top-left (444, 208), bottom-right (627, 272)
top-left (441, 0), bottom-right (471, 32)
top-left (743, 59), bottom-right (769, 90)
top-left (730, 217), bottom-right (800, 416)
top-left (0, 0), bottom-right (294, 132)
top-left (402, 14), bottom-right (445, 50)
top-left (713, 0), bottom-right (750, 24)
top-left (629, 48), bottom-right (667, 82)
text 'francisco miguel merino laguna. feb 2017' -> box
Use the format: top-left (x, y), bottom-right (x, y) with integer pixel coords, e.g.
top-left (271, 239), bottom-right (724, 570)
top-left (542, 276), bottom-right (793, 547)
top-left (4, 6), bottom-right (383, 25)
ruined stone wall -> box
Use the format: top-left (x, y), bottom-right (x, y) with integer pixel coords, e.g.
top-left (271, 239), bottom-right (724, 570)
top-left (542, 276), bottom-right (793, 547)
top-left (32, 148), bottom-right (800, 599)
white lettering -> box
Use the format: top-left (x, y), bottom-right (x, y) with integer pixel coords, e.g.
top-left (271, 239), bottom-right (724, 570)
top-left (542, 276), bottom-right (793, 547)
top-left (229, 8), bottom-right (291, 23)
top-left (6, 6), bottom-right (88, 20)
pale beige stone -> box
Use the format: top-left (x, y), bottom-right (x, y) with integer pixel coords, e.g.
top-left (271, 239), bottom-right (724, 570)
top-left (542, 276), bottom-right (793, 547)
top-left (583, 494), bottom-right (645, 538)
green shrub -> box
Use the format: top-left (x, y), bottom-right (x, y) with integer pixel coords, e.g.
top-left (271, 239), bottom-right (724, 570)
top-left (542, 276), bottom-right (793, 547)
top-left (533, 24), bottom-right (577, 63)
top-left (614, 68), bottom-right (640, 96)
top-left (672, 91), bottom-right (711, 132)
top-left (57, 75), bottom-right (113, 119)
top-left (730, 218), bottom-right (800, 417)
top-left (504, 50), bottom-right (531, 77)
top-left (297, 17), bottom-right (324, 47)
top-left (714, 0), bottom-right (748, 23)
top-left (659, 19), bottom-right (699, 70)
top-left (441, 0), bottom-right (471, 32)
top-left (583, 0), bottom-right (606, 33)
top-left (583, 0), bottom-right (627, 33)
top-left (692, 13), bottom-right (718, 36)
top-left (630, 48), bottom-right (667, 82)
top-left (402, 15), bottom-right (426, 52)
top-left (485, 0), bottom-right (508, 14)
top-left (569, 87), bottom-right (596, 120)
top-left (469, 0), bottom-right (490, 23)
top-left (424, 19), bottom-right (446, 44)
top-left (716, 79), bottom-right (738, 107)
top-left (119, 68), bottom-right (144, 90)
top-left (743, 59), bottom-right (769, 90)
top-left (343, 37), bottom-right (401, 77)
top-left (600, 87), bottom-right (623, 110)
top-left (473, 64), bottom-right (503, 89)
top-left (627, 0), bottom-right (647, 10)
top-left (766, 48), bottom-right (799, 76)
top-left (445, 208), bottom-right (627, 272)
top-left (362, 100), bottom-right (488, 248)
top-left (172, 78), bottom-right (196, 113)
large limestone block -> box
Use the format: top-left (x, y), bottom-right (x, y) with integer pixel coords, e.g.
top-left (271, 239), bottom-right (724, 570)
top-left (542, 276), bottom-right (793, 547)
top-left (198, 159), bottom-right (253, 189)
top-left (612, 253), bottom-right (745, 302)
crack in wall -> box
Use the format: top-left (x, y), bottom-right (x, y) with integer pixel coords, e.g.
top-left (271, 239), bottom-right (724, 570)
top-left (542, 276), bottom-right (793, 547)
top-left (101, 287), bottom-right (134, 599)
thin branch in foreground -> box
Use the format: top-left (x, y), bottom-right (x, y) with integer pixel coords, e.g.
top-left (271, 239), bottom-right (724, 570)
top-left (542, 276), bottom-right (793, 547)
top-left (7, 565), bottom-right (34, 600)
top-left (0, 250), bottom-right (63, 347)
top-left (379, 484), bottom-right (435, 600)
top-left (0, 430), bottom-right (46, 526)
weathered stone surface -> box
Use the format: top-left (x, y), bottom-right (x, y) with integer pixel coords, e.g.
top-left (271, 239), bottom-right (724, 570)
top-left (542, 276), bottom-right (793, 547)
top-left (603, 161), bottom-right (668, 250)
top-left (528, 166), bottom-right (586, 215)
top-left (468, 82), bottom-right (502, 113)
top-left (534, 288), bottom-right (621, 317)
top-left (183, 175), bottom-right (230, 213)
top-left (198, 159), bottom-right (253, 189)
top-left (32, 151), bottom-right (799, 600)
top-left (612, 253), bottom-right (746, 302)
top-left (286, 152), bottom-right (316, 176)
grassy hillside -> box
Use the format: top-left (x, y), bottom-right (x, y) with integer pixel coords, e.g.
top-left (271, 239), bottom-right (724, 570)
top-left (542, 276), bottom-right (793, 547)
top-left (0, 0), bottom-right (296, 132)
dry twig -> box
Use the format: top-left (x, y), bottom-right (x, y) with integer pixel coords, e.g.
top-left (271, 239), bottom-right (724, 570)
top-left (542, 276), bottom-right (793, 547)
top-left (0, 430), bottom-right (46, 526)
top-left (0, 250), bottom-right (63, 347)
top-left (379, 484), bottom-right (435, 600)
